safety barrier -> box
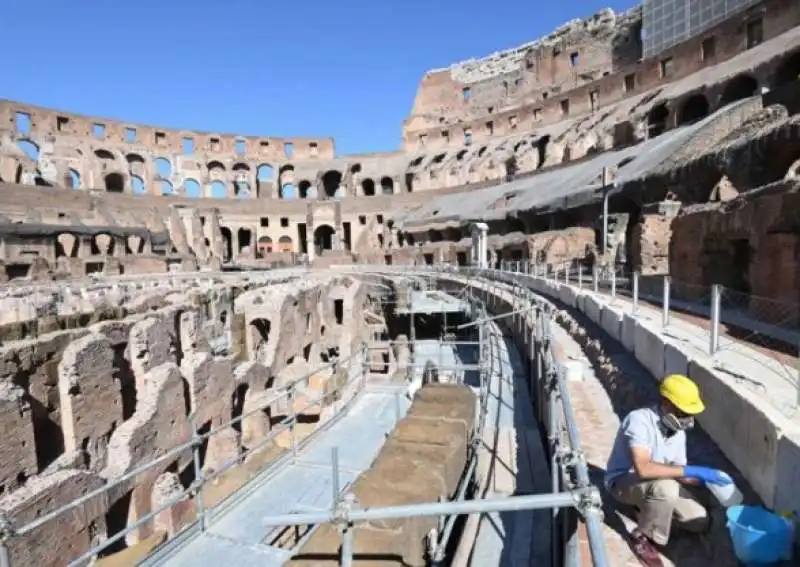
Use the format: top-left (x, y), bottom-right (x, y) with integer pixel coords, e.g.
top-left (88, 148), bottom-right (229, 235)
top-left (0, 345), bottom-right (369, 567)
top-left (498, 259), bottom-right (800, 407)
top-left (0, 266), bottom-right (612, 567)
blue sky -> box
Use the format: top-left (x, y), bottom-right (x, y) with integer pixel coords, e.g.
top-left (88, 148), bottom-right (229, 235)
top-left (1, 0), bottom-right (633, 156)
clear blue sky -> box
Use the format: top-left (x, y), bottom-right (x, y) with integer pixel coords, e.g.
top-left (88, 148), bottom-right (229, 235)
top-left (1, 0), bottom-right (633, 156)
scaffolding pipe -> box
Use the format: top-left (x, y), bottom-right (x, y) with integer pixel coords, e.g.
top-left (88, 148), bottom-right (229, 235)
top-left (254, 490), bottom-right (583, 529)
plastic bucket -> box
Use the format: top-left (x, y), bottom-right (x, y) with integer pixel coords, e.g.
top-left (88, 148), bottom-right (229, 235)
top-left (726, 505), bottom-right (793, 564)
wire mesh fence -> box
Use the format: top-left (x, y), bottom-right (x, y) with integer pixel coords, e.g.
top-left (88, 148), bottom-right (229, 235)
top-left (494, 258), bottom-right (800, 415)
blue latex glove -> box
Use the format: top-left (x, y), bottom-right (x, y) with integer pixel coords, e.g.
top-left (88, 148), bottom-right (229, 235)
top-left (684, 465), bottom-right (732, 486)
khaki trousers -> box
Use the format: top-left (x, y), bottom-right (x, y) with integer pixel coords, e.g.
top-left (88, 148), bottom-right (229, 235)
top-left (610, 478), bottom-right (708, 545)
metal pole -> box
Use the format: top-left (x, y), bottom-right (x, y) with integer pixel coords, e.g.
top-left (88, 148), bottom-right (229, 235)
top-left (0, 511), bottom-right (13, 567)
top-left (289, 385), bottom-right (297, 460)
top-left (611, 266), bottom-right (616, 298)
top-left (394, 391), bottom-right (402, 424)
top-left (256, 490), bottom-right (583, 528)
top-left (331, 447), bottom-right (340, 505)
top-left (340, 522), bottom-right (354, 567)
top-left (0, 541), bottom-right (9, 567)
top-left (601, 167), bottom-right (609, 257)
top-left (662, 275), bottom-right (671, 327)
top-left (633, 271), bottom-right (639, 314)
top-left (709, 284), bottom-right (721, 355)
top-left (191, 416), bottom-right (206, 532)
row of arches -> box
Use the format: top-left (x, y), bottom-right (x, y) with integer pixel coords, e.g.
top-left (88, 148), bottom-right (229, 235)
top-left (647, 52), bottom-right (800, 138)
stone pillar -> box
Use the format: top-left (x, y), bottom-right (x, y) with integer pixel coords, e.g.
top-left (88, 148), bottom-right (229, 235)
top-left (307, 240), bottom-right (315, 262)
top-left (471, 222), bottom-right (489, 269)
top-left (208, 208), bottom-right (224, 260)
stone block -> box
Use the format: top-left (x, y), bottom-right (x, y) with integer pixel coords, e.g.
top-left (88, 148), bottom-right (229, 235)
top-left (583, 294), bottom-right (603, 326)
top-left (663, 341), bottom-right (689, 377)
top-left (0, 383), bottom-right (36, 489)
top-left (600, 305), bottom-right (623, 342)
top-left (774, 429), bottom-right (800, 520)
top-left (621, 313), bottom-right (637, 352)
top-left (58, 333), bottom-right (121, 471)
top-left (688, 358), bottom-right (788, 508)
top-left (633, 319), bottom-right (665, 379)
top-left (558, 285), bottom-right (577, 307)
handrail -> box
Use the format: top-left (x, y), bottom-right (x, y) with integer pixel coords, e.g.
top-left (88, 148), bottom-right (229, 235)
top-left (0, 264), bottom-right (611, 567)
top-left (0, 344), bottom-right (368, 566)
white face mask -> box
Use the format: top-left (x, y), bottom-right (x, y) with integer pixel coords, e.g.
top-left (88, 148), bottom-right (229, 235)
top-left (661, 412), bottom-right (694, 433)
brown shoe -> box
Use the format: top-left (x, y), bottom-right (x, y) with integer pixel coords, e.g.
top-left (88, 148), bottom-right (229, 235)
top-left (630, 531), bottom-right (665, 567)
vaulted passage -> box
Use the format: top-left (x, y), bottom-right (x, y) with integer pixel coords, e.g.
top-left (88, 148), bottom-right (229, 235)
top-left (322, 171), bottom-right (342, 198)
top-left (720, 75), bottom-right (759, 106)
top-left (647, 103), bottom-right (669, 137)
top-left (677, 94), bottom-right (708, 126)
top-left (105, 173), bottom-right (125, 193)
top-left (314, 224), bottom-right (335, 252)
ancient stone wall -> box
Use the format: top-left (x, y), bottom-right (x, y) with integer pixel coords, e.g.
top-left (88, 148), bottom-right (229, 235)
top-left (404, 0), bottom-right (799, 151)
top-left (670, 191), bottom-right (800, 324)
top-left (0, 273), bottom-right (376, 567)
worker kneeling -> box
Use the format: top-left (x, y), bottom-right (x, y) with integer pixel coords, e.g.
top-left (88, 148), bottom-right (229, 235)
top-left (604, 374), bottom-right (731, 566)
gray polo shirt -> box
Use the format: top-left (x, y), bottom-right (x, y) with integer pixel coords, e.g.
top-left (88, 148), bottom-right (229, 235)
top-left (604, 405), bottom-right (687, 488)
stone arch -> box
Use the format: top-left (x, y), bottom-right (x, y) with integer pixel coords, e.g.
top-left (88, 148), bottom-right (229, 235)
top-left (94, 233), bottom-right (115, 256)
top-left (677, 94), bottom-right (709, 126)
top-left (322, 170), bottom-right (342, 198)
top-left (278, 235), bottom-right (293, 253)
top-left (161, 180), bottom-right (174, 195)
top-left (405, 173), bottom-right (415, 192)
top-left (280, 183), bottom-right (296, 200)
top-left (278, 164), bottom-right (294, 185)
top-left (720, 75), bottom-right (759, 105)
top-left (298, 180), bottom-right (313, 199)
top-left (127, 235), bottom-right (144, 254)
top-left (234, 181), bottom-right (251, 199)
top-left (428, 229), bottom-right (443, 243)
top-left (65, 169), bottom-right (81, 189)
top-left (647, 103), bottom-right (669, 138)
top-left (257, 235), bottom-right (273, 255)
top-left (131, 175), bottom-right (146, 195)
top-left (95, 149), bottom-right (116, 161)
top-left (16, 139), bottom-right (39, 161)
top-left (314, 224), bottom-right (336, 252)
top-left (126, 153), bottom-right (145, 165)
top-left (362, 178), bottom-right (375, 196)
top-left (105, 172), bottom-right (125, 193)
top-left (154, 157), bottom-right (172, 179)
top-left (256, 164), bottom-right (274, 196)
top-left (183, 178), bottom-right (201, 198)
top-left (772, 51), bottom-right (800, 88)
top-left (56, 233), bottom-right (79, 258)
top-left (210, 180), bottom-right (227, 198)
top-left (380, 176), bottom-right (394, 195)
top-left (237, 228), bottom-right (253, 254)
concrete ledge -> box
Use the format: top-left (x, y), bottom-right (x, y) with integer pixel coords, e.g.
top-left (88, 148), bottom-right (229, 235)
top-left (600, 305), bottom-right (623, 343)
top-left (458, 273), bottom-right (800, 516)
top-left (633, 318), bottom-right (665, 379)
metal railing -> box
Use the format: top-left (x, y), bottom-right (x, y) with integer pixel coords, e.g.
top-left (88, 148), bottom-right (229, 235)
top-left (342, 265), bottom-right (611, 566)
top-left (0, 265), bottom-right (611, 567)
top-left (496, 258), bottom-right (800, 410)
top-left (0, 344), bottom-right (370, 567)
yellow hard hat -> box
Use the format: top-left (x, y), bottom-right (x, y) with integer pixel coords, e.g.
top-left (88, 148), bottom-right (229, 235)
top-left (659, 374), bottom-right (705, 415)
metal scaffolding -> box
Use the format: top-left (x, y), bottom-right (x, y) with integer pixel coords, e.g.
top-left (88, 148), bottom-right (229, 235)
top-left (0, 265), bottom-right (612, 567)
